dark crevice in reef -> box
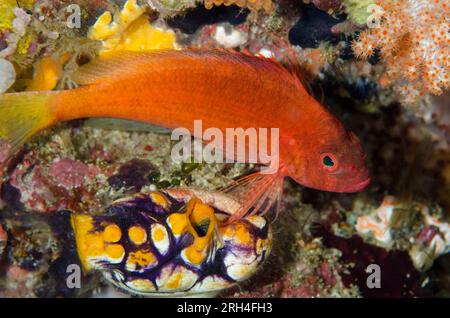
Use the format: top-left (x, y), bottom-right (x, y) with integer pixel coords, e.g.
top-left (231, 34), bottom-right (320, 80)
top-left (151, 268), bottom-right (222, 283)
top-left (167, 4), bottom-right (249, 34)
top-left (312, 225), bottom-right (431, 298)
top-left (107, 159), bottom-right (157, 193)
top-left (1, 183), bottom-right (24, 211)
top-left (288, 5), bottom-right (346, 48)
top-left (427, 253), bottom-right (450, 297)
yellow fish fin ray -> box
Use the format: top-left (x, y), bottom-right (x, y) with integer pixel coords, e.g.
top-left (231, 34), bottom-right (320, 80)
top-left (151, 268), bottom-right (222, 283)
top-left (0, 91), bottom-right (57, 159)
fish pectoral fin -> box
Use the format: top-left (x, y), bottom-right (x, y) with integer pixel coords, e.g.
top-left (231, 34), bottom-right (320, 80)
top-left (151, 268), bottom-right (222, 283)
top-left (221, 171), bottom-right (285, 222)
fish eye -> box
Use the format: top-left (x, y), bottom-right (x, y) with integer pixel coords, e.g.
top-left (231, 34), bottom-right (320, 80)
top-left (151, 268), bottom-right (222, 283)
top-left (321, 153), bottom-right (338, 172)
top-left (323, 156), bottom-right (334, 166)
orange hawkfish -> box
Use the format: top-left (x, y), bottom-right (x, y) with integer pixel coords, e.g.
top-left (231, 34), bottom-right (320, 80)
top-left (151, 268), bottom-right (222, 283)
top-left (0, 50), bottom-right (370, 219)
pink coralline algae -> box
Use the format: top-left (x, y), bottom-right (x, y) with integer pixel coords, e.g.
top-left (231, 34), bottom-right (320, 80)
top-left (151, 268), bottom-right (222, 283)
top-left (311, 0), bottom-right (342, 12)
top-left (2, 151), bottom-right (111, 214)
top-left (351, 0), bottom-right (449, 105)
top-left (317, 262), bottom-right (337, 287)
top-left (259, 263), bottom-right (338, 298)
top-left (49, 158), bottom-right (89, 190)
top-left (417, 226), bottom-right (440, 245)
top-left (8, 161), bottom-right (58, 212)
top-left (2, 265), bottom-right (35, 297)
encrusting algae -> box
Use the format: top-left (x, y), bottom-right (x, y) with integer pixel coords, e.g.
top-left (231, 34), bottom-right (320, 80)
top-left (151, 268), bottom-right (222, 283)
top-left (89, 0), bottom-right (177, 56)
top-left (204, 0), bottom-right (274, 12)
top-left (0, 0), bottom-right (449, 298)
top-left (0, 0), bottom-right (35, 31)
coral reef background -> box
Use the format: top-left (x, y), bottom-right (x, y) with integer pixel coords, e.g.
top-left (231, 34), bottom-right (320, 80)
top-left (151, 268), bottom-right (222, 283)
top-left (0, 0), bottom-right (449, 297)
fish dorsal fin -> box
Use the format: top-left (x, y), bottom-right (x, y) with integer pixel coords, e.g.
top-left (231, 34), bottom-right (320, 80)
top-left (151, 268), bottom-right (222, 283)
top-left (72, 51), bottom-right (154, 85)
top-left (72, 48), bottom-right (310, 97)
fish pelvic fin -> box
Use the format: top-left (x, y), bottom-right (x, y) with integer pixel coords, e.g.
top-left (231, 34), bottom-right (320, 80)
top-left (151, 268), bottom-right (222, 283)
top-left (221, 171), bottom-right (285, 223)
top-left (0, 91), bottom-right (57, 161)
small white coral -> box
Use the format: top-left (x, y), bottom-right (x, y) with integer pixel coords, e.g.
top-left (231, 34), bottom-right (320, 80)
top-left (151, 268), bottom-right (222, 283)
top-left (409, 205), bottom-right (450, 270)
top-left (420, 208), bottom-right (450, 256)
top-left (0, 58), bottom-right (16, 93)
top-left (352, 0), bottom-right (450, 105)
top-left (0, 8), bottom-right (31, 58)
top-left (213, 25), bottom-right (248, 48)
top-left (356, 196), bottom-right (396, 245)
top-left (356, 195), bottom-right (450, 271)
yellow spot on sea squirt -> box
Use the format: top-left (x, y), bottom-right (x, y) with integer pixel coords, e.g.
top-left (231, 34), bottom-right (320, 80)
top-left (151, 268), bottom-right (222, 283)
top-left (71, 215), bottom-right (127, 270)
top-left (219, 222), bottom-right (252, 247)
top-left (126, 279), bottom-right (155, 292)
top-left (151, 223), bottom-right (170, 255)
top-left (88, 0), bottom-right (177, 56)
top-left (165, 272), bottom-right (183, 289)
top-left (128, 226), bottom-right (147, 245)
top-left (150, 192), bottom-right (169, 209)
top-left (167, 213), bottom-right (188, 236)
top-left (71, 215), bottom-right (106, 271)
top-left (126, 250), bottom-right (157, 272)
top-left (103, 224), bottom-right (122, 243)
top-left (105, 244), bottom-right (125, 260)
top-left (152, 227), bottom-right (165, 242)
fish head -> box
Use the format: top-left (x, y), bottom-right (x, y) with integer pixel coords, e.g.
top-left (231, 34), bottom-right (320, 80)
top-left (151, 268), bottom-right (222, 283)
top-left (285, 115), bottom-right (370, 193)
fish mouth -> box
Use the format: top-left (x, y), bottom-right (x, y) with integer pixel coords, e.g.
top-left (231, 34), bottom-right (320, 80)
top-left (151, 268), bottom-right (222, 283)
top-left (345, 177), bottom-right (371, 192)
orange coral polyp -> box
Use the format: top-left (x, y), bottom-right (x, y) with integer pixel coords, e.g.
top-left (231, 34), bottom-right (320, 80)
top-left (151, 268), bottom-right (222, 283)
top-left (352, 0), bottom-right (449, 105)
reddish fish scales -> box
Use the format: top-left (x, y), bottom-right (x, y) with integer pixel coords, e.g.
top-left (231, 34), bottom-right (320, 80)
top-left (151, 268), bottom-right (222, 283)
top-left (0, 50), bottom-right (370, 219)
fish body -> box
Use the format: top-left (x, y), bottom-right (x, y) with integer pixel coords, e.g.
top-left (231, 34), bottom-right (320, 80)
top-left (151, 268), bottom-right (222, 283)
top-left (70, 189), bottom-right (271, 297)
top-left (57, 50), bottom-right (301, 133)
top-left (0, 50), bottom-right (370, 217)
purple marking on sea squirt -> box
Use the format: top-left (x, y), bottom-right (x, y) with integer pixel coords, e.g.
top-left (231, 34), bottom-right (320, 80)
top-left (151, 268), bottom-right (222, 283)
top-left (106, 193), bottom-right (183, 217)
top-left (91, 196), bottom-right (196, 281)
top-left (84, 192), bottom-right (271, 293)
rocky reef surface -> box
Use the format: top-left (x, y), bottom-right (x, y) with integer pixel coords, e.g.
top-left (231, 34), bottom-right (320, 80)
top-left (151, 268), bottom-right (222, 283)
top-left (0, 0), bottom-right (449, 297)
